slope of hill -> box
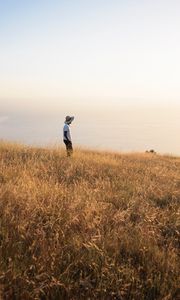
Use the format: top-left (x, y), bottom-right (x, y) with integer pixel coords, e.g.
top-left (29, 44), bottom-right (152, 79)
top-left (0, 141), bottom-right (179, 299)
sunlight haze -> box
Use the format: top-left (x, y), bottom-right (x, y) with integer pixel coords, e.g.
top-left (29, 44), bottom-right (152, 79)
top-left (0, 0), bottom-right (180, 154)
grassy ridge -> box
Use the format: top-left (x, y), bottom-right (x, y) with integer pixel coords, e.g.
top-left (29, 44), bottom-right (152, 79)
top-left (0, 141), bottom-right (180, 299)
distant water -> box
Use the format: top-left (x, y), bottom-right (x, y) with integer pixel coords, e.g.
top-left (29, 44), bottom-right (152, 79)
top-left (0, 106), bottom-right (180, 156)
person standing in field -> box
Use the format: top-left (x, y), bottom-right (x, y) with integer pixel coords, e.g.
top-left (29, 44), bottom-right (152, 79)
top-left (63, 115), bottom-right (74, 156)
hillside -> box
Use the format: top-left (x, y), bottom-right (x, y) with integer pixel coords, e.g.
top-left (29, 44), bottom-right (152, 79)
top-left (0, 141), bottom-right (180, 300)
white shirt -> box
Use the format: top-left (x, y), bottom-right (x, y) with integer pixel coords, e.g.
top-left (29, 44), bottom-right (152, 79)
top-left (63, 123), bottom-right (72, 141)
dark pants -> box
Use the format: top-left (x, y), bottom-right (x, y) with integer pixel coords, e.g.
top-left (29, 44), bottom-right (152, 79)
top-left (63, 140), bottom-right (73, 156)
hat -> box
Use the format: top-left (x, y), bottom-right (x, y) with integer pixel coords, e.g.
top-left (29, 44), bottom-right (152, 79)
top-left (65, 116), bottom-right (74, 123)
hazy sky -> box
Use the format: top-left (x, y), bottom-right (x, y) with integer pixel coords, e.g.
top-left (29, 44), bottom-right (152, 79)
top-left (0, 0), bottom-right (180, 111)
top-left (0, 0), bottom-right (180, 155)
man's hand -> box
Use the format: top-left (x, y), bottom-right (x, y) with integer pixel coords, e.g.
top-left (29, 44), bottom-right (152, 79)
top-left (64, 131), bottom-right (70, 142)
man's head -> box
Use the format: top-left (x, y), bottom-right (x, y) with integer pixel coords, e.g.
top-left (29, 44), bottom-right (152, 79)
top-left (65, 116), bottom-right (74, 124)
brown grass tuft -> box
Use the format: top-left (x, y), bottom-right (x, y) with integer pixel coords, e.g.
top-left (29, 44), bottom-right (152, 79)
top-left (0, 141), bottom-right (180, 299)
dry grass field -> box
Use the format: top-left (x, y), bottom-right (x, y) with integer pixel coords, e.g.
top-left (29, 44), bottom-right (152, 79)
top-left (0, 141), bottom-right (179, 300)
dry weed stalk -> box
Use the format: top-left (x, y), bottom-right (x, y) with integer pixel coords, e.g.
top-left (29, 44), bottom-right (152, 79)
top-left (0, 141), bottom-right (180, 299)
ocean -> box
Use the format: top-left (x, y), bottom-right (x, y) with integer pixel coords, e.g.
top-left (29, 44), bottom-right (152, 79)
top-left (0, 105), bottom-right (180, 156)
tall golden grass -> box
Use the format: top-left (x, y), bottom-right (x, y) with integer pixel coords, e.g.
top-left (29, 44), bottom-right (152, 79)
top-left (0, 141), bottom-right (179, 300)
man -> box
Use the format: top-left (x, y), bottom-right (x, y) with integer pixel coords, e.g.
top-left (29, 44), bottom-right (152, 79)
top-left (63, 115), bottom-right (74, 156)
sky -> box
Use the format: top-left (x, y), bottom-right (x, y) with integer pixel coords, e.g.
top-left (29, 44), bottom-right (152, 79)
top-left (0, 0), bottom-right (180, 154)
top-left (0, 0), bottom-right (180, 109)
